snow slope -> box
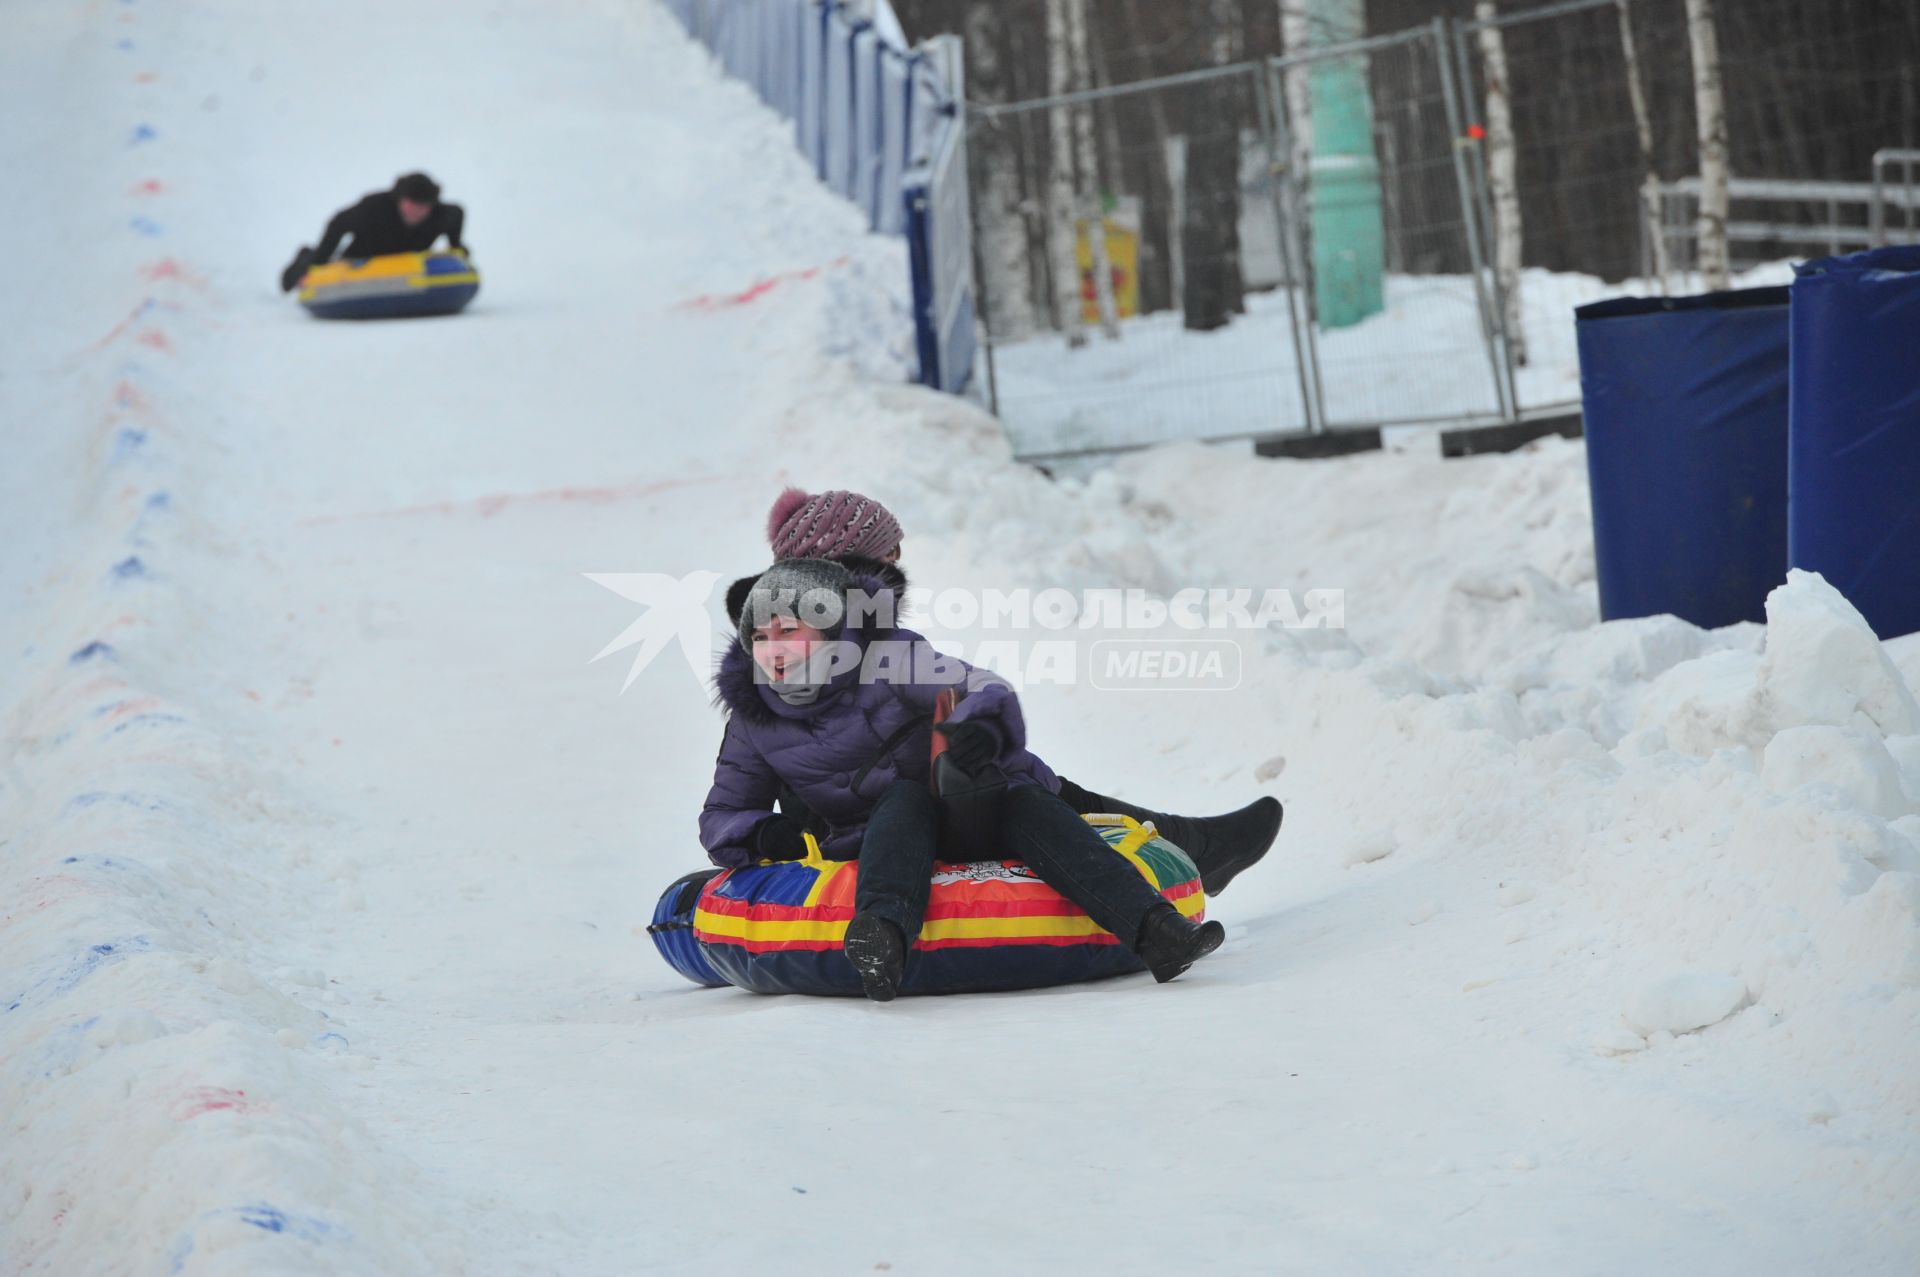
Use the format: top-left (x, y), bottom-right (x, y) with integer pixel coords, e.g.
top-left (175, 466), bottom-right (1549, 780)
top-left (3, 1), bottom-right (1918, 1274)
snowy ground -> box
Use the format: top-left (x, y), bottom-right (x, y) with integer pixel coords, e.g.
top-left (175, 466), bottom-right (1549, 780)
top-left (4, 2), bottom-right (1919, 1274)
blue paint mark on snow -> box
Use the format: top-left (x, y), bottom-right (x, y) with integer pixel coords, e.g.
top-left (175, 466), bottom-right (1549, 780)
top-left (65, 791), bottom-right (166, 814)
top-left (38, 1015), bottom-right (103, 1077)
top-left (4, 937), bottom-right (149, 1014)
top-left (111, 713), bottom-right (187, 735)
top-left (130, 216), bottom-right (163, 237)
top-left (63, 854), bottom-right (139, 870)
top-left (69, 641), bottom-right (115, 664)
top-left (112, 556), bottom-right (147, 579)
top-left (113, 428), bottom-right (148, 459)
top-left (146, 491), bottom-right (171, 510)
top-left (130, 124), bottom-right (157, 144)
top-left (227, 1203), bottom-right (339, 1243)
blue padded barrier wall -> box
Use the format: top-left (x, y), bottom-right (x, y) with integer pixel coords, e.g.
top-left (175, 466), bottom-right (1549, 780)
top-left (876, 51), bottom-right (911, 234)
top-left (853, 27), bottom-right (883, 225)
top-left (1574, 288), bottom-right (1792, 629)
top-left (822, 13), bottom-right (859, 200)
top-left (798, 2), bottom-right (828, 175)
top-left (1789, 246), bottom-right (1920, 640)
top-left (661, 0), bottom-right (975, 392)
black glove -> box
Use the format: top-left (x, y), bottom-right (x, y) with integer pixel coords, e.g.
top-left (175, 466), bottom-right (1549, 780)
top-left (937, 720), bottom-right (1002, 772)
top-left (279, 246), bottom-right (316, 293)
top-left (753, 815), bottom-right (810, 862)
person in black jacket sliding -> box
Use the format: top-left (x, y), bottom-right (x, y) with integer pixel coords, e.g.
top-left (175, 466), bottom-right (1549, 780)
top-left (279, 172), bottom-right (467, 292)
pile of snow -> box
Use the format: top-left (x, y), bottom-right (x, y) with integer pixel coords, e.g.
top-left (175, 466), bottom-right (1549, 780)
top-left (4, 0), bottom-right (1916, 1272)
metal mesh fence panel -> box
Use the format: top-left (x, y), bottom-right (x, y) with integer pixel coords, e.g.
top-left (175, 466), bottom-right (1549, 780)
top-left (1272, 26), bottom-right (1510, 429)
top-left (969, 66), bottom-right (1317, 458)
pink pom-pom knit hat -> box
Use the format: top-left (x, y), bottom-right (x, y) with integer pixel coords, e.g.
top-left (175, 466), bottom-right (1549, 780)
top-left (766, 487), bottom-right (903, 560)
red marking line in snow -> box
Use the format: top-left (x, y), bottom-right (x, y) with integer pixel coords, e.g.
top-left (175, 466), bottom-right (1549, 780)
top-left (298, 474), bottom-right (734, 526)
top-left (85, 304), bottom-right (154, 354)
top-left (0, 877), bottom-right (109, 930)
top-left (131, 179), bottom-right (166, 196)
top-left (179, 1087), bottom-right (266, 1120)
top-left (676, 256), bottom-right (850, 310)
top-left (141, 258), bottom-right (205, 290)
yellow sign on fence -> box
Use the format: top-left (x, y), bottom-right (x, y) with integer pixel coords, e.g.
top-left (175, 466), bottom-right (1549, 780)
top-left (1076, 215), bottom-right (1139, 322)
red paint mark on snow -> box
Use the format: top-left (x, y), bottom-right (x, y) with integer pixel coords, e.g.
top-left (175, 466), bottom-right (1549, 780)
top-left (0, 877), bottom-right (108, 930)
top-left (677, 256), bottom-right (851, 310)
top-left (180, 1087), bottom-right (265, 1119)
top-left (134, 328), bottom-right (173, 353)
top-left (140, 257), bottom-right (207, 291)
top-left (132, 179), bottom-right (166, 196)
top-left (87, 305), bottom-right (152, 354)
top-left (298, 475), bottom-right (733, 526)
top-left (135, 72), bottom-right (159, 84)
top-left (114, 380), bottom-right (153, 413)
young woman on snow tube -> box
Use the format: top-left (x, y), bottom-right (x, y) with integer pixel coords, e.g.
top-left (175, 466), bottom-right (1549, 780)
top-left (686, 556), bottom-right (1226, 1002)
top-left (754, 487), bottom-right (1282, 897)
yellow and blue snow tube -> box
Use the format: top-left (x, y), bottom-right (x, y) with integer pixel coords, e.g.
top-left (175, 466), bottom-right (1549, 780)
top-left (648, 815), bottom-right (1206, 996)
top-left (297, 250), bottom-right (479, 320)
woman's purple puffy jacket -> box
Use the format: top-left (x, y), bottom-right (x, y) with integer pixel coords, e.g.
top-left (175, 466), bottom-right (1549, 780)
top-left (699, 568), bottom-right (1058, 868)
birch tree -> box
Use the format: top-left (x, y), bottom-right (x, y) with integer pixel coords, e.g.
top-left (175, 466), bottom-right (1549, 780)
top-left (1617, 0), bottom-right (1670, 289)
top-left (1044, 0), bottom-right (1086, 345)
top-left (1067, 0), bottom-right (1120, 338)
top-left (1686, 0), bottom-right (1731, 288)
top-left (1279, 3), bottom-right (1314, 293)
top-left (1475, 2), bottom-right (1527, 365)
top-left (964, 4), bottom-right (1039, 338)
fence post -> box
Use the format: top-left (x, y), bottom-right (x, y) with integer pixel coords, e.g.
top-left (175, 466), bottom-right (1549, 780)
top-left (1457, 16), bottom-right (1523, 416)
top-left (1255, 62), bottom-right (1325, 435)
top-left (1434, 17), bottom-right (1517, 425)
top-left (959, 80), bottom-right (1004, 413)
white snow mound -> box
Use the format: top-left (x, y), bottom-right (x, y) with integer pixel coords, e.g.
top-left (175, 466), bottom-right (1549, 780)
top-left (1624, 973), bottom-right (1751, 1035)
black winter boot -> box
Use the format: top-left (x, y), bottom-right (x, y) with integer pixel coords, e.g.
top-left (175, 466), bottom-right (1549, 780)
top-left (1134, 903), bottom-right (1226, 983)
top-left (1058, 780), bottom-right (1282, 897)
top-left (843, 912), bottom-right (907, 1002)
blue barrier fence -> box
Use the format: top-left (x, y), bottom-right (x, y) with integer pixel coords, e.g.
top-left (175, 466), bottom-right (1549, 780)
top-left (659, 0), bottom-right (976, 393)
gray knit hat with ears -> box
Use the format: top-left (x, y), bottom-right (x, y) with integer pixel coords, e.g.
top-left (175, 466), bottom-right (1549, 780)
top-left (735, 557), bottom-right (854, 649)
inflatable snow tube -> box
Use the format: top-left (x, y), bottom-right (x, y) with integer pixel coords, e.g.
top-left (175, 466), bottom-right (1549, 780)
top-left (296, 250), bottom-right (479, 320)
top-left (647, 869), bottom-right (729, 988)
top-left (648, 815), bottom-right (1204, 996)
top-left (1788, 246), bottom-right (1920, 640)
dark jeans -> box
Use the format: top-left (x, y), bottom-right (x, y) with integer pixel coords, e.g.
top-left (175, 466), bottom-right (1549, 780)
top-left (855, 779), bottom-right (1167, 947)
